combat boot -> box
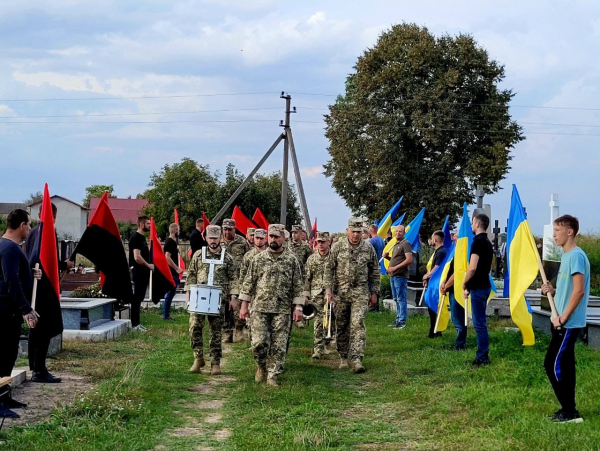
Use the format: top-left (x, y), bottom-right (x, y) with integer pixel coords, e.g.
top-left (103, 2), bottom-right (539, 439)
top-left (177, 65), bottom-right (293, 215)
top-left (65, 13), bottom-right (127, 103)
top-left (189, 357), bottom-right (205, 373)
top-left (233, 326), bottom-right (245, 343)
top-left (311, 350), bottom-right (323, 360)
top-left (255, 366), bottom-right (267, 383)
top-left (222, 331), bottom-right (233, 343)
top-left (211, 364), bottom-right (222, 375)
top-left (339, 358), bottom-right (349, 369)
top-left (351, 360), bottom-right (366, 374)
top-left (266, 376), bottom-right (280, 387)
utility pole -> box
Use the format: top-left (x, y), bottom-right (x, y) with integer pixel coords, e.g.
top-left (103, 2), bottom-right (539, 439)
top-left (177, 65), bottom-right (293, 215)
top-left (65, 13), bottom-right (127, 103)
top-left (280, 93), bottom-right (293, 224)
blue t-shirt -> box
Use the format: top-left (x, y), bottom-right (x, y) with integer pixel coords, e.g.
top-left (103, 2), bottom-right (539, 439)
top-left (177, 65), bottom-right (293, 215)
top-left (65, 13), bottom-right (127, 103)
top-left (555, 247), bottom-right (590, 329)
top-left (367, 236), bottom-right (385, 261)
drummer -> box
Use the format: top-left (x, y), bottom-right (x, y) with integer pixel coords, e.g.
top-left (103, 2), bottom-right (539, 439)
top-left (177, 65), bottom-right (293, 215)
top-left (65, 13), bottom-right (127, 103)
top-left (185, 225), bottom-right (239, 376)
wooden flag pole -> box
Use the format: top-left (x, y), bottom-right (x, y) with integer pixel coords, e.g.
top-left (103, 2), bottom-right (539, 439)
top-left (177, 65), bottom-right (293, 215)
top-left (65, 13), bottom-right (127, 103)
top-left (464, 292), bottom-right (469, 328)
top-left (31, 263), bottom-right (40, 311)
top-left (147, 270), bottom-right (153, 303)
top-left (536, 258), bottom-right (559, 319)
top-left (417, 286), bottom-right (426, 307)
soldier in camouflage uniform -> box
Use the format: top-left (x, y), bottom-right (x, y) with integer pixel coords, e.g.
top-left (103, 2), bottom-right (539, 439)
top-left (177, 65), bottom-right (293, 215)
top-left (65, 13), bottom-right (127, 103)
top-left (324, 217), bottom-right (380, 374)
top-left (239, 224), bottom-right (305, 387)
top-left (304, 231), bottom-right (332, 359)
top-left (221, 218), bottom-right (251, 343)
top-left (246, 227), bottom-right (255, 248)
top-left (289, 225), bottom-right (312, 270)
top-left (185, 225), bottom-right (239, 375)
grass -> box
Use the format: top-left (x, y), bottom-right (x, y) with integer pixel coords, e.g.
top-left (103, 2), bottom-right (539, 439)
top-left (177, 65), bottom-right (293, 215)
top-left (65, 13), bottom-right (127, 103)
top-left (3, 309), bottom-right (600, 450)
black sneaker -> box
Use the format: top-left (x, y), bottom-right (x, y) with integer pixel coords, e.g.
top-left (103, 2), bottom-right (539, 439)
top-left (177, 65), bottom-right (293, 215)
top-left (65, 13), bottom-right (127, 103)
top-left (393, 323), bottom-right (406, 330)
top-left (548, 409), bottom-right (563, 420)
top-left (552, 410), bottom-right (583, 423)
top-left (31, 371), bottom-right (62, 383)
top-left (0, 405), bottom-right (20, 419)
top-left (472, 358), bottom-right (491, 367)
top-left (7, 398), bottom-right (27, 409)
top-left (454, 344), bottom-right (466, 351)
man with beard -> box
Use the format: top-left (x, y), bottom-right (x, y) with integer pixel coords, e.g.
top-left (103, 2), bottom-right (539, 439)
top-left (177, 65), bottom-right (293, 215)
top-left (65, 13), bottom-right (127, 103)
top-left (239, 224), bottom-right (304, 386)
top-left (0, 209), bottom-right (40, 418)
top-left (221, 218), bottom-right (250, 342)
top-left (325, 218), bottom-right (380, 373)
top-left (128, 216), bottom-right (154, 331)
top-left (186, 225), bottom-right (238, 375)
top-left (304, 232), bottom-right (332, 360)
top-left (246, 228), bottom-right (255, 248)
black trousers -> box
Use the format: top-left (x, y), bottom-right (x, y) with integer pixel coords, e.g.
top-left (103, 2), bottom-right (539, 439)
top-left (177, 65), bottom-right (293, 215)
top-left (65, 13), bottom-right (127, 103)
top-left (544, 326), bottom-right (580, 413)
top-left (428, 307), bottom-right (437, 336)
top-left (28, 327), bottom-right (52, 373)
top-left (131, 272), bottom-right (149, 327)
top-left (0, 312), bottom-right (22, 400)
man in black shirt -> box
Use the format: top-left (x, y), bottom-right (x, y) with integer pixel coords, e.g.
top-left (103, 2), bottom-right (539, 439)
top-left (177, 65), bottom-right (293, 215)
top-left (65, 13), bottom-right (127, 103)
top-left (0, 209), bottom-right (40, 419)
top-left (423, 230), bottom-right (447, 338)
top-left (129, 215), bottom-right (153, 331)
top-left (462, 214), bottom-right (493, 366)
top-left (163, 223), bottom-right (183, 320)
top-left (189, 218), bottom-right (207, 258)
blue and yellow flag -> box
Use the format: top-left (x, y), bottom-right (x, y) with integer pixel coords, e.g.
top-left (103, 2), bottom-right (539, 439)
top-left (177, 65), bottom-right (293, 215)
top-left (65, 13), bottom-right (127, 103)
top-left (453, 203), bottom-right (473, 309)
top-left (434, 243), bottom-right (456, 332)
top-left (377, 197), bottom-right (403, 239)
top-left (505, 185), bottom-right (536, 346)
top-left (392, 212), bottom-right (406, 228)
top-left (423, 216), bottom-right (452, 312)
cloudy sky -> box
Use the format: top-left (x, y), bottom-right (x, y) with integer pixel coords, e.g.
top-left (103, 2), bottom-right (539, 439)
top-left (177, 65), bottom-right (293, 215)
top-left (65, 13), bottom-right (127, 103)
top-left (1, 0), bottom-right (599, 234)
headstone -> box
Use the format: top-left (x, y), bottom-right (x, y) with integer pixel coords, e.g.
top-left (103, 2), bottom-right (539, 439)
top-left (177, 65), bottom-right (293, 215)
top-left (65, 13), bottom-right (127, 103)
top-left (543, 194), bottom-right (560, 261)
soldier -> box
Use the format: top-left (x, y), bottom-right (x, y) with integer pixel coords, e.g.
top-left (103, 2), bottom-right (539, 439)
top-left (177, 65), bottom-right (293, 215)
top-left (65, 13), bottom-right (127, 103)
top-left (246, 227), bottom-right (255, 248)
top-left (185, 225), bottom-right (238, 375)
top-left (289, 225), bottom-right (312, 270)
top-left (239, 224), bottom-right (304, 387)
top-left (324, 217), bottom-right (380, 373)
top-left (304, 231), bottom-right (332, 359)
top-left (221, 218), bottom-right (251, 343)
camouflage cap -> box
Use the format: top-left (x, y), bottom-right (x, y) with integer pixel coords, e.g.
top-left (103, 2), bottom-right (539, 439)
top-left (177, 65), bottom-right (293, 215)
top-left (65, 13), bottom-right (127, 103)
top-left (222, 218), bottom-right (235, 229)
top-left (347, 217), bottom-right (364, 232)
top-left (206, 225), bottom-right (221, 238)
top-left (247, 227), bottom-right (256, 236)
top-left (254, 228), bottom-right (267, 239)
top-left (268, 224), bottom-right (286, 237)
top-left (291, 224), bottom-right (304, 232)
top-left (316, 231), bottom-right (331, 242)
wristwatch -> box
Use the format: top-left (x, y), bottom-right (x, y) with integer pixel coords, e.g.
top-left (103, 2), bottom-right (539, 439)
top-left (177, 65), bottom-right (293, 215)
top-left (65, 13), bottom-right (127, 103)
top-left (295, 306), bottom-right (303, 311)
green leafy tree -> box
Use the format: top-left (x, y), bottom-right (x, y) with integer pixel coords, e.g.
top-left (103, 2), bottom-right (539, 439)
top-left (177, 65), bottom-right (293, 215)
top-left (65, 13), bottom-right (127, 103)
top-left (324, 23), bottom-right (524, 235)
top-left (83, 185), bottom-right (115, 208)
top-left (23, 191), bottom-right (42, 205)
top-left (117, 221), bottom-right (137, 241)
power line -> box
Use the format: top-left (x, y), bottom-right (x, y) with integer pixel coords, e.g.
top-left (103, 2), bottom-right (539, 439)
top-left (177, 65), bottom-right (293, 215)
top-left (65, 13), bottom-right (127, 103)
top-left (0, 91), bottom-right (281, 102)
top-left (0, 119), bottom-right (278, 124)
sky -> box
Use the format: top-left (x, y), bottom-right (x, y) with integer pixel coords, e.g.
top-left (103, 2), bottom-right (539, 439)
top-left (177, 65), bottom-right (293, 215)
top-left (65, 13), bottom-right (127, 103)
top-left (1, 0), bottom-right (599, 235)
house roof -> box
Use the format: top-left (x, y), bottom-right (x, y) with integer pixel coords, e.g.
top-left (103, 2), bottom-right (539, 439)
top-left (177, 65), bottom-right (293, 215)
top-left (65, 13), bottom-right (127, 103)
top-left (0, 202), bottom-right (27, 215)
top-left (28, 195), bottom-right (87, 210)
top-left (89, 198), bottom-right (149, 224)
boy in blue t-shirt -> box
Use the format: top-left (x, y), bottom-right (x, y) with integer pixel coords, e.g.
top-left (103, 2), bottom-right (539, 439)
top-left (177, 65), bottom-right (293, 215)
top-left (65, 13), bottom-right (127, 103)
top-left (541, 215), bottom-right (590, 424)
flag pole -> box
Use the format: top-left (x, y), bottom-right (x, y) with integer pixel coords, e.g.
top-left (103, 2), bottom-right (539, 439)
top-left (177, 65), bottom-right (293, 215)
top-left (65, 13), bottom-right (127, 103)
top-left (417, 286), bottom-right (426, 306)
top-left (536, 257), bottom-right (558, 319)
top-left (148, 270), bottom-right (153, 303)
top-left (31, 263), bottom-right (40, 311)
top-left (433, 293), bottom-right (446, 333)
top-left (464, 293), bottom-right (469, 328)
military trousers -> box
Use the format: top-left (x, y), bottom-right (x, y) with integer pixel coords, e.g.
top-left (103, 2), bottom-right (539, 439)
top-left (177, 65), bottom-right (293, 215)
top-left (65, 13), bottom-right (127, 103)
top-left (312, 295), bottom-right (327, 354)
top-left (189, 309), bottom-right (223, 365)
top-left (251, 311), bottom-right (292, 379)
top-left (224, 300), bottom-right (246, 334)
top-left (334, 292), bottom-right (369, 363)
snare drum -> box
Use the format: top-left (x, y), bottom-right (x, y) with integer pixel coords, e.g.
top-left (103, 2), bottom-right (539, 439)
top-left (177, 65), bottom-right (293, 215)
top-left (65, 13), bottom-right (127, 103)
top-left (188, 284), bottom-right (222, 316)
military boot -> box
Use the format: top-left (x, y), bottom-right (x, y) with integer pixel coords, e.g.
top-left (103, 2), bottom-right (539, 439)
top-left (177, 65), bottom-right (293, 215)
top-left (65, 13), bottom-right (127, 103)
top-left (233, 326), bottom-right (245, 343)
top-left (223, 330), bottom-right (234, 343)
top-left (189, 357), bottom-right (205, 373)
top-left (211, 364), bottom-right (222, 375)
top-left (311, 350), bottom-right (324, 360)
top-left (339, 358), bottom-right (349, 369)
top-left (266, 376), bottom-right (280, 387)
top-left (255, 366), bottom-right (267, 383)
top-left (351, 360), bottom-right (366, 374)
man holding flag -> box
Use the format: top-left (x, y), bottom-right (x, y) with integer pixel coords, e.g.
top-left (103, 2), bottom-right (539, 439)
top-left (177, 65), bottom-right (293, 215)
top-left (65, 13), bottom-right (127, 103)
top-left (422, 230), bottom-right (447, 339)
top-left (163, 223), bottom-right (183, 320)
top-left (383, 225), bottom-right (413, 329)
top-left (129, 216), bottom-right (154, 331)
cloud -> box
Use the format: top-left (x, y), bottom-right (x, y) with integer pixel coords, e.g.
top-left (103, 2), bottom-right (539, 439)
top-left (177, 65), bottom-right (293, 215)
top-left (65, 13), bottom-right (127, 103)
top-left (0, 104), bottom-right (17, 117)
top-left (300, 166), bottom-right (322, 178)
top-left (48, 46), bottom-right (90, 57)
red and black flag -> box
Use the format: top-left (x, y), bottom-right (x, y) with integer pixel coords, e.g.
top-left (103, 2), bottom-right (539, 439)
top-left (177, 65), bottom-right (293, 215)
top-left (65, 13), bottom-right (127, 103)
top-left (73, 192), bottom-right (133, 301)
top-left (149, 218), bottom-right (175, 304)
top-left (311, 217), bottom-right (318, 249)
top-left (231, 206), bottom-right (257, 235)
top-left (252, 208), bottom-right (269, 230)
top-left (27, 184), bottom-right (63, 337)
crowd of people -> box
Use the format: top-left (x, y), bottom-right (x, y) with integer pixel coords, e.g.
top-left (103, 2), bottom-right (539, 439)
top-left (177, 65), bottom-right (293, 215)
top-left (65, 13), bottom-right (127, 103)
top-left (0, 207), bottom-right (591, 424)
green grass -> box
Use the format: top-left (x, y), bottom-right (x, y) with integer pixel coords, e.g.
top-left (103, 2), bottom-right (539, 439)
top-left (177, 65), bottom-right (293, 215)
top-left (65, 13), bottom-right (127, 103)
top-left (3, 310), bottom-right (600, 450)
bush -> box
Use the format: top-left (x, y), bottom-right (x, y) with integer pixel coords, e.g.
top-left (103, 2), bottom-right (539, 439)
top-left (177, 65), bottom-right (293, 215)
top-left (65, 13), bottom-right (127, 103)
top-left (70, 282), bottom-right (108, 298)
top-left (379, 275), bottom-right (391, 299)
top-left (577, 234), bottom-right (600, 296)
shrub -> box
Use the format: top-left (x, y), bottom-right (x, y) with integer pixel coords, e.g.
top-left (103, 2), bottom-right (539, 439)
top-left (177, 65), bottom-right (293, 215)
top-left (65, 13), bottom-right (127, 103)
top-left (70, 282), bottom-right (108, 298)
top-left (577, 234), bottom-right (600, 296)
top-left (379, 275), bottom-right (391, 299)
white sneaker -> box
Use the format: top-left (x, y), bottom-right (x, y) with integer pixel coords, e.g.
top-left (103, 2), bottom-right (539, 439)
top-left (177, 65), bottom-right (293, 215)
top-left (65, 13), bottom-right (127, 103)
top-left (132, 325), bottom-right (147, 332)
top-left (139, 325), bottom-right (148, 331)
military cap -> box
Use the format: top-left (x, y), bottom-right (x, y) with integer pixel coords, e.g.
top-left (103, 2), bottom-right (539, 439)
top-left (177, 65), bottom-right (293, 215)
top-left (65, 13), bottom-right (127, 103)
top-left (222, 218), bottom-right (235, 229)
top-left (291, 224), bottom-right (304, 232)
top-left (247, 227), bottom-right (256, 236)
top-left (254, 228), bottom-right (267, 239)
top-left (347, 217), bottom-right (364, 232)
top-left (316, 231), bottom-right (330, 242)
top-left (206, 225), bottom-right (221, 238)
top-left (268, 224), bottom-right (286, 237)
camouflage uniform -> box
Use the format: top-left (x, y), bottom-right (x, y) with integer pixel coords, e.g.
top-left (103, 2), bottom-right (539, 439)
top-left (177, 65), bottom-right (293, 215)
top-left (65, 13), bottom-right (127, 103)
top-left (324, 222), bottom-right (380, 366)
top-left (289, 240), bottom-right (312, 272)
top-left (185, 244), bottom-right (238, 365)
top-left (304, 239), bottom-right (331, 355)
top-left (239, 225), bottom-right (304, 380)
top-left (222, 227), bottom-right (251, 336)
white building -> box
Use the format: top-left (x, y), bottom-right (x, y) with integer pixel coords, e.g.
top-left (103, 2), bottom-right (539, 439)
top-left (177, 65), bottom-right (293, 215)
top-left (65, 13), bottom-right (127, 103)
top-left (28, 195), bottom-right (88, 240)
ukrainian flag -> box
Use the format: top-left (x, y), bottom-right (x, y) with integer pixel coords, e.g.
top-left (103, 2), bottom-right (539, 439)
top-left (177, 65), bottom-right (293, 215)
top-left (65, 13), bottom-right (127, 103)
top-left (426, 215), bottom-right (452, 272)
top-left (423, 216), bottom-right (453, 313)
top-left (380, 212), bottom-right (406, 275)
top-left (377, 197), bottom-right (403, 239)
top-left (505, 185), bottom-right (536, 346)
top-left (453, 203), bottom-right (473, 309)
top-left (434, 243), bottom-right (455, 332)
top-left (392, 212), bottom-right (406, 228)
top-left (382, 208), bottom-right (425, 271)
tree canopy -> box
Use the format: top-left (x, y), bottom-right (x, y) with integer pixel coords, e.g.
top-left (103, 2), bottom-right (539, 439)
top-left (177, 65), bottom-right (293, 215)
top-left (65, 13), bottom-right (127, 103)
top-left (83, 185), bottom-right (115, 208)
top-left (141, 158), bottom-right (302, 238)
top-left (324, 23), bottom-right (524, 234)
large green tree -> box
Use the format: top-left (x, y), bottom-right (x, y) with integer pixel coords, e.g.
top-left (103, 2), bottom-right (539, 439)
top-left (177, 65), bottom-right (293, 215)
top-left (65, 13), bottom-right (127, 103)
top-left (83, 184), bottom-right (115, 208)
top-left (324, 23), bottom-right (524, 234)
top-left (141, 159), bottom-right (302, 238)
